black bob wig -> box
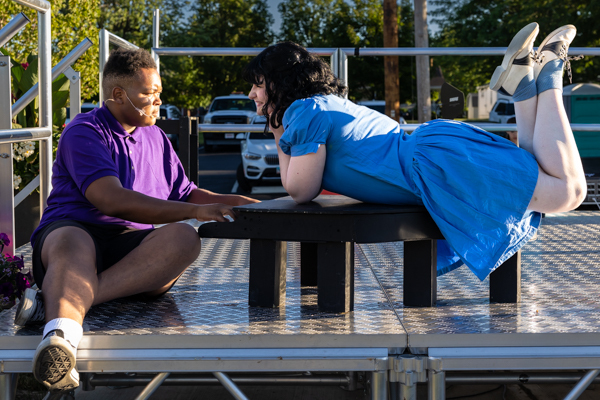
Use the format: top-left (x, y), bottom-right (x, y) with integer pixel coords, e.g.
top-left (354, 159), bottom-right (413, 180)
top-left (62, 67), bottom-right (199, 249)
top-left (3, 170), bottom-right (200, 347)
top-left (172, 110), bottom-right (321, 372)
top-left (243, 41), bottom-right (347, 129)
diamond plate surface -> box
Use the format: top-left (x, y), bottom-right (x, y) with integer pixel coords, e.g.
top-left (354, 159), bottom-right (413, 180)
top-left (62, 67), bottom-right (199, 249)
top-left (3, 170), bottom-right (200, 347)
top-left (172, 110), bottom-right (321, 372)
top-left (364, 211), bottom-right (600, 344)
top-left (3, 211), bottom-right (600, 349)
top-left (0, 239), bottom-right (403, 344)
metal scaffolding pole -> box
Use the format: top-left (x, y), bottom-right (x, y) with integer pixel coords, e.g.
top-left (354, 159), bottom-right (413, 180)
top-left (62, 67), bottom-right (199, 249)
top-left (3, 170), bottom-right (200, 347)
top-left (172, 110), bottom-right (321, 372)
top-left (0, 12), bottom-right (30, 48)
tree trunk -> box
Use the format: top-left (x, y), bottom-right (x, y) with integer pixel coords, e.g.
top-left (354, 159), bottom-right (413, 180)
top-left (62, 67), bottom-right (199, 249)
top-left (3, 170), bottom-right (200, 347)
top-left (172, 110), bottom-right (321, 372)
top-left (414, 0), bottom-right (431, 123)
top-left (383, 0), bottom-right (400, 122)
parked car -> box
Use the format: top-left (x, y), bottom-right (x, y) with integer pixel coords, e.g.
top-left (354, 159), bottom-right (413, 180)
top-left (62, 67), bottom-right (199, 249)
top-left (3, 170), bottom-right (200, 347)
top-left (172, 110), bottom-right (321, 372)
top-left (202, 93), bottom-right (257, 152)
top-left (160, 104), bottom-right (182, 120)
top-left (65, 102), bottom-right (99, 124)
top-left (489, 98), bottom-right (516, 124)
top-left (158, 104), bottom-right (183, 150)
top-left (237, 115), bottom-right (281, 192)
top-left (357, 100), bottom-right (407, 124)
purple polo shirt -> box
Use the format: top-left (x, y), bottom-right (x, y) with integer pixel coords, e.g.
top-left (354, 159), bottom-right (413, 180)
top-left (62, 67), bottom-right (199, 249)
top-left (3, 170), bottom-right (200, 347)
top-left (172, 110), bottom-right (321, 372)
top-left (31, 105), bottom-right (197, 246)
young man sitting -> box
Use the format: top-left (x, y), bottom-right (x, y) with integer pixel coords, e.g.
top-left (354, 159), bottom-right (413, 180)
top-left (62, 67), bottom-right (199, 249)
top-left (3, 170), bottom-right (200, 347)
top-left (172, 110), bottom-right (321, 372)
top-left (13, 48), bottom-right (257, 394)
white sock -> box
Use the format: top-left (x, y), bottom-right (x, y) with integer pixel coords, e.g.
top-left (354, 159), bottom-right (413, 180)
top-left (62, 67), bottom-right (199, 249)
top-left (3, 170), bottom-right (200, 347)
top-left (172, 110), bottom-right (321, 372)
top-left (43, 318), bottom-right (83, 349)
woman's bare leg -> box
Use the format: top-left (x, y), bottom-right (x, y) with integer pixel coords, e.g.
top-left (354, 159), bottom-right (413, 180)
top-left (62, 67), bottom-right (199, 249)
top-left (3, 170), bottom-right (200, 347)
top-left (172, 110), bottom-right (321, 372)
top-left (514, 96), bottom-right (537, 152)
top-left (526, 89), bottom-right (586, 212)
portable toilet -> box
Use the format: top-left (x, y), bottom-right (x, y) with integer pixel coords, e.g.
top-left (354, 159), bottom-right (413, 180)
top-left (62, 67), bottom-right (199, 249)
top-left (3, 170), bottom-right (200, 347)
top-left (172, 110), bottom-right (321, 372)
top-left (563, 83), bottom-right (600, 158)
top-left (563, 83), bottom-right (600, 204)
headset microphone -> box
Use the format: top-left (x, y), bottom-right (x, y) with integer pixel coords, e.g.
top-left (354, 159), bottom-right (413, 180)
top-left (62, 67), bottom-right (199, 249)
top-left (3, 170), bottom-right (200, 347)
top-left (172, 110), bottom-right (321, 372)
top-left (124, 93), bottom-right (153, 117)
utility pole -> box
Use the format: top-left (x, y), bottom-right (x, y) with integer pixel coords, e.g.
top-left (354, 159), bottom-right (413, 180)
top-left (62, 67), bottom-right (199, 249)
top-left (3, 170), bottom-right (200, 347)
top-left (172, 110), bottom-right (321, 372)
top-left (414, 0), bottom-right (431, 122)
top-left (383, 0), bottom-right (400, 122)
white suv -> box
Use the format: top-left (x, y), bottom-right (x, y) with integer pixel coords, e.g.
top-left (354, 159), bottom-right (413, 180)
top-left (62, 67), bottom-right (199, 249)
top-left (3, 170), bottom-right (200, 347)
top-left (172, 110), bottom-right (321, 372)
top-left (202, 93), bottom-right (257, 152)
top-left (236, 115), bottom-right (281, 192)
top-left (489, 99), bottom-right (516, 124)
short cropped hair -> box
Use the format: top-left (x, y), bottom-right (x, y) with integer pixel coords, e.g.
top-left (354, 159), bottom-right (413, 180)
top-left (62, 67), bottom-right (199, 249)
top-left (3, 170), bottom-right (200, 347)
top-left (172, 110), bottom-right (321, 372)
top-left (102, 49), bottom-right (157, 100)
top-left (243, 41), bottom-right (347, 129)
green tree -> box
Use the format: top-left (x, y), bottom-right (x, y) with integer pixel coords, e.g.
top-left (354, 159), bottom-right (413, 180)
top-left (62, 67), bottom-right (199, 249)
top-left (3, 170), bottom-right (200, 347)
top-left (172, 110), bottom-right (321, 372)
top-left (278, 0), bottom-right (416, 103)
top-left (429, 0), bottom-right (600, 96)
top-left (157, 0), bottom-right (275, 109)
top-left (0, 0), bottom-right (99, 100)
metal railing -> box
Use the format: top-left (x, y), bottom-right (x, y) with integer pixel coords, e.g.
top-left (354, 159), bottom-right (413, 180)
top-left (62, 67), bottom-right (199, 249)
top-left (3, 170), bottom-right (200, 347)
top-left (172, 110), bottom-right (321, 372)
top-left (0, 1), bottom-right (51, 256)
top-left (148, 9), bottom-right (600, 135)
top-left (0, 2), bottom-right (92, 256)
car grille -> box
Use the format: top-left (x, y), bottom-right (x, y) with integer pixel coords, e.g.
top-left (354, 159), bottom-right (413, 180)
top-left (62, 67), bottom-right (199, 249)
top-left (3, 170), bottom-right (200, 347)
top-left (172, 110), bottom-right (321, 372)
top-left (264, 154), bottom-right (279, 165)
top-left (263, 168), bottom-right (280, 178)
top-left (212, 116), bottom-right (247, 124)
top-left (585, 177), bottom-right (600, 205)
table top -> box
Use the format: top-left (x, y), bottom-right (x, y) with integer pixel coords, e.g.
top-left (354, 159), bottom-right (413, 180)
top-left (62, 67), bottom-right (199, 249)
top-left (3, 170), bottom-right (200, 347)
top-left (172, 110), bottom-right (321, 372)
top-left (235, 195), bottom-right (429, 215)
top-left (199, 195), bottom-right (443, 243)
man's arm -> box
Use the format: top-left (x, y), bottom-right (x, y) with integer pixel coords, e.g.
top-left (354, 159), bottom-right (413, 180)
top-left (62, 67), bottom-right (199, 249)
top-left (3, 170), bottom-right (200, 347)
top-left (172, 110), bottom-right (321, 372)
top-left (186, 188), bottom-right (259, 206)
top-left (85, 176), bottom-right (236, 223)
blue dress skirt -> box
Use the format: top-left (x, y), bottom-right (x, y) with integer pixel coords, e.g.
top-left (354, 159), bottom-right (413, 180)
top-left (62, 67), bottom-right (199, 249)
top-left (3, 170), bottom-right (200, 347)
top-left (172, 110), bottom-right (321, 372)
top-left (410, 119), bottom-right (541, 280)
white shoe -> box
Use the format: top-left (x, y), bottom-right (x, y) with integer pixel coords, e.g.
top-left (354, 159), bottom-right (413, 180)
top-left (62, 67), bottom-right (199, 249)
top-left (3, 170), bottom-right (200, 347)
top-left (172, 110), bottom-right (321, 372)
top-left (33, 330), bottom-right (79, 392)
top-left (14, 287), bottom-right (45, 326)
top-left (533, 25), bottom-right (581, 83)
top-left (490, 22), bottom-right (539, 95)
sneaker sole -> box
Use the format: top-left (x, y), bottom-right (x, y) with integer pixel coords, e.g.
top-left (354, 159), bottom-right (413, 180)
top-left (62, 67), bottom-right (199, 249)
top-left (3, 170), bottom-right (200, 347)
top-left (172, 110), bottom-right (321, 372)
top-left (33, 336), bottom-right (79, 392)
top-left (490, 22), bottom-right (539, 91)
top-left (14, 288), bottom-right (38, 326)
top-left (533, 24), bottom-right (576, 79)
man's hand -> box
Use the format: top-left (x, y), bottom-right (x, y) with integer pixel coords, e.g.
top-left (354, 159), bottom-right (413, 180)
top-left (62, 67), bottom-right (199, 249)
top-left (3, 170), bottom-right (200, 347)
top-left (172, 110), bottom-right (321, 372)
top-left (195, 203), bottom-right (237, 222)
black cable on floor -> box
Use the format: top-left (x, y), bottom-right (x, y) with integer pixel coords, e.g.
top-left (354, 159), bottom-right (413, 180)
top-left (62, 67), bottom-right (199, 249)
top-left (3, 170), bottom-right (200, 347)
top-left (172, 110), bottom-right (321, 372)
top-left (447, 384), bottom-right (505, 399)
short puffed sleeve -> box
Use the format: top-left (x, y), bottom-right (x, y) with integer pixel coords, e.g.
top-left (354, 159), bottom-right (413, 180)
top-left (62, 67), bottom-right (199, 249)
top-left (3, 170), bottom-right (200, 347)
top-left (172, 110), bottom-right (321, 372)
top-left (279, 97), bottom-right (332, 157)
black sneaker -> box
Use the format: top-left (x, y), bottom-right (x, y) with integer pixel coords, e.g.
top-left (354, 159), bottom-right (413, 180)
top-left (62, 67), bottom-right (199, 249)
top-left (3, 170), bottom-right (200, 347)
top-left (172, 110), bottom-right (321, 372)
top-left (14, 288), bottom-right (45, 326)
top-left (33, 330), bottom-right (79, 392)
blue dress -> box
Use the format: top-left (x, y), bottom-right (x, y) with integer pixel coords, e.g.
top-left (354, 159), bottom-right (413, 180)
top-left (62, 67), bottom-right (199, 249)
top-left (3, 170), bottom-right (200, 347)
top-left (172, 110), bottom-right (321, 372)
top-left (279, 94), bottom-right (541, 281)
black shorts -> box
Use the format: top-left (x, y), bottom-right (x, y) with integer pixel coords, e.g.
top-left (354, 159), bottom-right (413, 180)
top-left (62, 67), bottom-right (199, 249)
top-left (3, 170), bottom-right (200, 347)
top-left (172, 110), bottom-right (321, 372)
top-left (32, 220), bottom-right (154, 289)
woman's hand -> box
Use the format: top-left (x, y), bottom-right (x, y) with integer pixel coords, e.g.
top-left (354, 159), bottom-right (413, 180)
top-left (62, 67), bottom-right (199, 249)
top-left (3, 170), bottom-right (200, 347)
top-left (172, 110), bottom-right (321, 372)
top-left (194, 203), bottom-right (237, 222)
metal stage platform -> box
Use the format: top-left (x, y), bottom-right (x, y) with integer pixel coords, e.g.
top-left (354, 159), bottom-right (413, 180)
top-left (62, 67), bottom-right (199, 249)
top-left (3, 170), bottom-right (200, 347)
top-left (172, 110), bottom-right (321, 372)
top-left (1, 211), bottom-right (600, 399)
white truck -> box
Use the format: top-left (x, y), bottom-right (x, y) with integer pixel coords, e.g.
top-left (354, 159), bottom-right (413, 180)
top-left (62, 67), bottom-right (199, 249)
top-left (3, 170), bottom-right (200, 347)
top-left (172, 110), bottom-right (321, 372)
top-left (202, 93), bottom-right (257, 152)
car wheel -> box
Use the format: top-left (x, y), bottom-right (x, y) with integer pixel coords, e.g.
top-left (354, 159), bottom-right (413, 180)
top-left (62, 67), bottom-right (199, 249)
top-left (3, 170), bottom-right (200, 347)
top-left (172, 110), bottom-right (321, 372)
top-left (236, 163), bottom-right (253, 193)
top-left (204, 144), bottom-right (215, 153)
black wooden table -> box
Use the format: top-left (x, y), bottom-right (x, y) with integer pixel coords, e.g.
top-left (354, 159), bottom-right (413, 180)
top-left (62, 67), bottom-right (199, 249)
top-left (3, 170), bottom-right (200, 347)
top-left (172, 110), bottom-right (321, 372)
top-left (197, 195), bottom-right (520, 312)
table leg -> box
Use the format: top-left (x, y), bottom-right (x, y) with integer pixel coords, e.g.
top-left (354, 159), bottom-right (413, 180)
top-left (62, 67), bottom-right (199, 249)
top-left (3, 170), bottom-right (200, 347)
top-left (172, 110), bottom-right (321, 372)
top-left (489, 250), bottom-right (521, 303)
top-left (317, 242), bottom-right (354, 313)
top-left (403, 240), bottom-right (437, 307)
top-left (300, 242), bottom-right (318, 286)
top-left (248, 239), bottom-right (287, 308)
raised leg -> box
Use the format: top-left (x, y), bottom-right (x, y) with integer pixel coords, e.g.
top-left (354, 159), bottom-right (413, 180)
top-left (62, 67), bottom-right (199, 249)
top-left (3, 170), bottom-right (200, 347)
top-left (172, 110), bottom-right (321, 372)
top-left (317, 242), bottom-right (354, 312)
top-left (403, 240), bottom-right (437, 307)
top-left (248, 239), bottom-right (287, 307)
top-left (489, 251), bottom-right (521, 303)
top-left (524, 89), bottom-right (586, 213)
top-left (300, 242), bottom-right (318, 286)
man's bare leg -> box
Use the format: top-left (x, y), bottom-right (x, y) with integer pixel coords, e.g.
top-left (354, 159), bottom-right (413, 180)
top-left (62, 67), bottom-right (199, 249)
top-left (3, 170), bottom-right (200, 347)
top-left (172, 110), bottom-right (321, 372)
top-left (41, 222), bottom-right (201, 323)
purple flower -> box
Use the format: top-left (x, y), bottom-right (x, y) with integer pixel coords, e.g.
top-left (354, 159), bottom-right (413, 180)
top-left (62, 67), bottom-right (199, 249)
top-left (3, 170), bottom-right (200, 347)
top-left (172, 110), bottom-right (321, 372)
top-left (21, 62), bottom-right (29, 70)
top-left (12, 255), bottom-right (24, 270)
top-left (0, 233), bottom-right (9, 247)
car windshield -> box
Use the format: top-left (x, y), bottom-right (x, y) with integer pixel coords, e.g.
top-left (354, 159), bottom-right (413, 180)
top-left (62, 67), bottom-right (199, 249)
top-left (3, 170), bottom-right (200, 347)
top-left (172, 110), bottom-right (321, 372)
top-left (249, 132), bottom-right (275, 140)
top-left (506, 103), bottom-right (515, 115)
top-left (210, 99), bottom-right (256, 112)
top-left (362, 104), bottom-right (385, 114)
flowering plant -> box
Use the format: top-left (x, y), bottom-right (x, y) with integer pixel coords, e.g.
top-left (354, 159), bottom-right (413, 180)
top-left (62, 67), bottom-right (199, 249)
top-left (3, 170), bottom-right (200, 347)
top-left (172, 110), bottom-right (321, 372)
top-left (0, 233), bottom-right (32, 309)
